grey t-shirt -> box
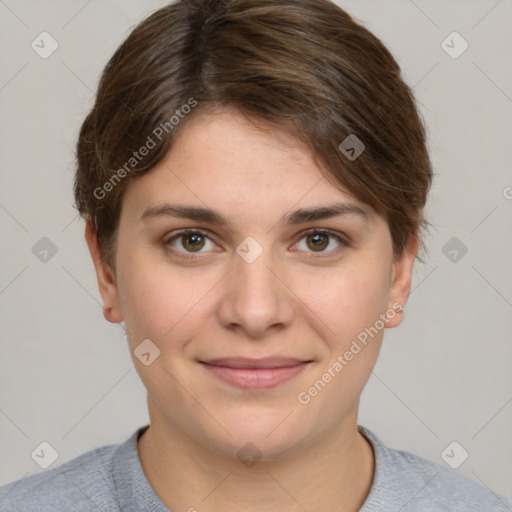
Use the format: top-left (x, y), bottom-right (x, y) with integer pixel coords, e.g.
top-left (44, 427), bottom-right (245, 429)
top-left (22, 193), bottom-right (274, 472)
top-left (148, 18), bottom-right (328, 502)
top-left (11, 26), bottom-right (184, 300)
top-left (0, 424), bottom-right (510, 511)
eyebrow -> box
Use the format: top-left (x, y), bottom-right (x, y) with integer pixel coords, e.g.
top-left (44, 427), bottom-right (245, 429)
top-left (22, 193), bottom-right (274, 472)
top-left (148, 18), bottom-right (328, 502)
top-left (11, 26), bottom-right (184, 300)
top-left (140, 202), bottom-right (369, 228)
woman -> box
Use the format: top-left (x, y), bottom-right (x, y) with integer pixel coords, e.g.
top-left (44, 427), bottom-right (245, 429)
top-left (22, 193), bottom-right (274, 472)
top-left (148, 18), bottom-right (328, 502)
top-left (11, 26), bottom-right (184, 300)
top-left (1, 0), bottom-right (510, 510)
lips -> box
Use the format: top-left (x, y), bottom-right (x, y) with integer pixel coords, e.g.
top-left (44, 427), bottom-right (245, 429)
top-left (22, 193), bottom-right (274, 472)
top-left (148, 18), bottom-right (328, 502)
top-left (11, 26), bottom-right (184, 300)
top-left (200, 356), bottom-right (310, 369)
top-left (198, 357), bottom-right (312, 390)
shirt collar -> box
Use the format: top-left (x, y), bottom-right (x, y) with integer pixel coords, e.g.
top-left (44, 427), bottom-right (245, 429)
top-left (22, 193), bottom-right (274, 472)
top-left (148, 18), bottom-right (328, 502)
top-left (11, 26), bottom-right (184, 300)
top-left (112, 423), bottom-right (434, 511)
top-left (113, 424), bottom-right (170, 512)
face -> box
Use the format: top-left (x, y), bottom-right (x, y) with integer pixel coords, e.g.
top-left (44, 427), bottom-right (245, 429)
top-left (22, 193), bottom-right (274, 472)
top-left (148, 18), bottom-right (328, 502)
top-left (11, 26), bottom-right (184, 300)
top-left (87, 109), bottom-right (416, 460)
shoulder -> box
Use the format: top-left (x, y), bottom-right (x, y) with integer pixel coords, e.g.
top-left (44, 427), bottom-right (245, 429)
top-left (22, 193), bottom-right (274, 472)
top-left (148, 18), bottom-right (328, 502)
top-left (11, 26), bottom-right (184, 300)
top-left (359, 426), bottom-right (512, 512)
top-left (0, 438), bottom-right (124, 512)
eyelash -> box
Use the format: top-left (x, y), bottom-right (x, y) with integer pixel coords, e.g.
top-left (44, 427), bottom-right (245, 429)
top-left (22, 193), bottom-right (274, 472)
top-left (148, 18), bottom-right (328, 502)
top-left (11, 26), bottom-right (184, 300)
top-left (164, 228), bottom-right (350, 261)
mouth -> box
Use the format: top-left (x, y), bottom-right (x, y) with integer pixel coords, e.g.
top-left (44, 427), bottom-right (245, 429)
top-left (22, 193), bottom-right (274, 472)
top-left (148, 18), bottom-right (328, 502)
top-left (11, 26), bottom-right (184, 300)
top-left (198, 357), bottom-right (313, 390)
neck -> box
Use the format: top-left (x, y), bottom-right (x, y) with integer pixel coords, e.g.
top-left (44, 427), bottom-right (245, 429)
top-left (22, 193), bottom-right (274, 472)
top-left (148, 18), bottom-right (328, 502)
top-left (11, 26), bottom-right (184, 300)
top-left (137, 405), bottom-right (374, 512)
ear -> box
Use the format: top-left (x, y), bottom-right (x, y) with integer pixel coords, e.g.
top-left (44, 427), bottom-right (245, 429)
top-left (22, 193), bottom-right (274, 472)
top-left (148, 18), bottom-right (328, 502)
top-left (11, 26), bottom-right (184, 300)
top-left (84, 221), bottom-right (124, 324)
top-left (385, 234), bottom-right (418, 328)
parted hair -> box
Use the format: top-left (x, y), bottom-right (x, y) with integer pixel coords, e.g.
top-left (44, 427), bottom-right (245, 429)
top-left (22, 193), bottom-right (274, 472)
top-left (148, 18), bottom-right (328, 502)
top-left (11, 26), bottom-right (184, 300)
top-left (74, 0), bottom-right (433, 271)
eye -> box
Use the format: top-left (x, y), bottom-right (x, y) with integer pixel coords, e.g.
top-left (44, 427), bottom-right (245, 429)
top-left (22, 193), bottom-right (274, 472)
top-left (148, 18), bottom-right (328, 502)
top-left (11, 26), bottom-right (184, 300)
top-left (292, 229), bottom-right (348, 255)
top-left (164, 228), bottom-right (349, 260)
top-left (165, 229), bottom-right (218, 258)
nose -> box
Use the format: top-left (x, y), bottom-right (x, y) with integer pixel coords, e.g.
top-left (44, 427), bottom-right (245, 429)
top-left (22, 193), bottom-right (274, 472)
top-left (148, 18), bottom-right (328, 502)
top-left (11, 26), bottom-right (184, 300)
top-left (217, 243), bottom-right (295, 339)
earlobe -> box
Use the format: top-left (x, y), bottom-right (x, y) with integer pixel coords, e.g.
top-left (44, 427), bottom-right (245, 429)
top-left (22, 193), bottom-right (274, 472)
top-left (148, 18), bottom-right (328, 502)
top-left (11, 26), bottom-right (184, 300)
top-left (386, 234), bottom-right (418, 328)
top-left (84, 222), bottom-right (124, 324)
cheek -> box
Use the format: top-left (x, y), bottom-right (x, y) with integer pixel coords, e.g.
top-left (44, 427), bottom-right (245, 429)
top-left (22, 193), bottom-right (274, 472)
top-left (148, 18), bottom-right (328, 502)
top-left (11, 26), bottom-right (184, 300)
top-left (116, 248), bottom-right (219, 351)
top-left (116, 247), bottom-right (178, 341)
top-left (290, 265), bottom-right (390, 426)
top-left (116, 256), bottom-right (216, 410)
top-left (291, 261), bottom-right (391, 348)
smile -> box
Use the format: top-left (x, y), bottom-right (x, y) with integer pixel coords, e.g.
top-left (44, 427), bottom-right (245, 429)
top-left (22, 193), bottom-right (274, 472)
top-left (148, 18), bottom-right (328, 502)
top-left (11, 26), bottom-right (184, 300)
top-left (198, 358), bottom-right (312, 390)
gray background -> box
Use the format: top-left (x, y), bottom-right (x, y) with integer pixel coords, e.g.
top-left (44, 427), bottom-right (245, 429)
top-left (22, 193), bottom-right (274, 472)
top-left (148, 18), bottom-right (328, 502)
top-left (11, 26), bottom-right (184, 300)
top-left (1, 0), bottom-right (511, 500)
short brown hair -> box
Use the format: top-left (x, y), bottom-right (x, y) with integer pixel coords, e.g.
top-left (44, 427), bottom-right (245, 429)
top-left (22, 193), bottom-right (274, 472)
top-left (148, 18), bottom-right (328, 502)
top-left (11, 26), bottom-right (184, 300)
top-left (74, 0), bottom-right (433, 271)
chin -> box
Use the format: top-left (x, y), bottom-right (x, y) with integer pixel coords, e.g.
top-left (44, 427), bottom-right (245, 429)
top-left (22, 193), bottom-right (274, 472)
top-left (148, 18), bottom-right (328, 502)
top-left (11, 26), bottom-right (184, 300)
top-left (202, 408), bottom-right (313, 462)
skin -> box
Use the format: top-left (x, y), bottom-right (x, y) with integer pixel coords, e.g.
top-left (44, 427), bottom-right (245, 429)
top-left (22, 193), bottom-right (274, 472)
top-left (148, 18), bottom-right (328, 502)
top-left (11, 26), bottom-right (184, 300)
top-left (86, 108), bottom-right (417, 511)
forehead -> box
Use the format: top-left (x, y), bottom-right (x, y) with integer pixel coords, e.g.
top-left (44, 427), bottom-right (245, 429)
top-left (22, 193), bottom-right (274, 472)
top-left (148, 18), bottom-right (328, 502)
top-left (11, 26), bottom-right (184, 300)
top-left (120, 109), bottom-right (375, 229)
top-left (168, 109), bottom-right (324, 184)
